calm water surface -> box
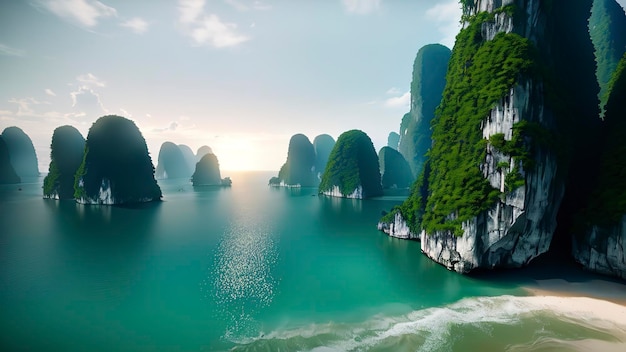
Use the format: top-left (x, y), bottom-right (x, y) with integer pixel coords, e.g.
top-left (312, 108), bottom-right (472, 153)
top-left (1, 172), bottom-right (624, 351)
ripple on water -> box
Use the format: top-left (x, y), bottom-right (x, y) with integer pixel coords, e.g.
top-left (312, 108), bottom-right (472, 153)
top-left (204, 219), bottom-right (279, 340)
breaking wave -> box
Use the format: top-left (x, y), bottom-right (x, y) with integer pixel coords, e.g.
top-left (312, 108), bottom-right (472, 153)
top-left (228, 295), bottom-right (626, 351)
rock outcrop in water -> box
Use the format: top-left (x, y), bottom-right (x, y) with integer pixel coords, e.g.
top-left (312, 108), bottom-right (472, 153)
top-left (589, 0), bottom-right (626, 114)
top-left (398, 44), bottom-right (451, 178)
top-left (178, 144), bottom-right (197, 174)
top-left (313, 134), bottom-right (336, 180)
top-left (573, 53), bottom-right (626, 280)
top-left (319, 130), bottom-right (382, 199)
top-left (1, 126), bottom-right (39, 178)
top-left (74, 115), bottom-right (162, 204)
top-left (43, 126), bottom-right (85, 199)
top-left (378, 147), bottom-right (413, 189)
top-left (192, 153), bottom-right (231, 186)
top-left (274, 134), bottom-right (316, 187)
top-left (196, 145), bottom-right (213, 161)
top-left (155, 142), bottom-right (191, 179)
top-left (0, 136), bottom-right (20, 184)
top-left (380, 0), bottom-right (601, 274)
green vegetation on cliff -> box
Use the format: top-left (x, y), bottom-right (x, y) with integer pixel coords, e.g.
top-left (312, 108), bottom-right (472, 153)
top-left (384, 10), bottom-right (536, 235)
top-left (74, 115), bottom-right (162, 203)
top-left (379, 147), bottom-right (413, 189)
top-left (398, 44), bottom-right (451, 178)
top-left (585, 53), bottom-right (626, 225)
top-left (319, 130), bottom-right (382, 198)
top-left (589, 0), bottom-right (626, 114)
top-left (43, 126), bottom-right (85, 199)
top-left (277, 134), bottom-right (316, 187)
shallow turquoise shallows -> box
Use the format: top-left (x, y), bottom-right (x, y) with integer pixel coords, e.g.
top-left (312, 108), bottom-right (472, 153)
top-left (1, 172), bottom-right (624, 351)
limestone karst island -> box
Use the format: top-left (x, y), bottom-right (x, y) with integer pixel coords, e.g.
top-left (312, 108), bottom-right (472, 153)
top-left (2, 0), bottom-right (626, 350)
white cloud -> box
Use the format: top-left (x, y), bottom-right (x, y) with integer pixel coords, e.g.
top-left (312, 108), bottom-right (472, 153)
top-left (8, 97), bottom-right (50, 116)
top-left (76, 73), bottom-right (105, 87)
top-left (45, 88), bottom-right (57, 96)
top-left (425, 0), bottom-right (462, 48)
top-left (178, 0), bottom-right (250, 48)
top-left (120, 17), bottom-right (149, 34)
top-left (120, 108), bottom-right (132, 117)
top-left (40, 0), bottom-right (117, 27)
top-left (224, 0), bottom-right (271, 11)
top-left (386, 87), bottom-right (402, 95)
top-left (190, 14), bottom-right (249, 47)
top-left (70, 86), bottom-right (107, 117)
top-left (341, 0), bottom-right (380, 15)
top-left (152, 121), bottom-right (179, 133)
top-left (179, 0), bottom-right (205, 24)
top-left (0, 43), bottom-right (25, 57)
top-left (384, 91), bottom-right (410, 108)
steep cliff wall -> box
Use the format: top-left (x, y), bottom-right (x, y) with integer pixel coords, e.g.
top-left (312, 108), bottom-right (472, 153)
top-left (572, 54), bottom-right (626, 279)
top-left (380, 0), bottom-right (600, 273)
top-left (398, 44), bottom-right (450, 178)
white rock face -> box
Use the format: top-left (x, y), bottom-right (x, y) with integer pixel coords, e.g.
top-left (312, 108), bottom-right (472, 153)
top-left (76, 178), bottom-right (115, 205)
top-left (377, 212), bottom-right (419, 240)
top-left (573, 217), bottom-right (626, 280)
top-left (322, 185), bottom-right (363, 199)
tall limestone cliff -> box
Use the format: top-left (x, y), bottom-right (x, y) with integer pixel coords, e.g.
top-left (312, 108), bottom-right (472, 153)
top-left (398, 44), bottom-right (451, 178)
top-left (155, 142), bottom-right (191, 179)
top-left (0, 136), bottom-right (20, 184)
top-left (380, 0), bottom-right (601, 273)
top-left (275, 134), bottom-right (316, 187)
top-left (192, 153), bottom-right (222, 186)
top-left (573, 54), bottom-right (626, 280)
top-left (2, 126), bottom-right (39, 178)
top-left (43, 126), bottom-right (85, 199)
top-left (319, 130), bottom-right (382, 199)
top-left (196, 145), bottom-right (213, 161)
top-left (178, 144), bottom-right (197, 174)
top-left (74, 115), bottom-right (162, 204)
top-left (378, 147), bottom-right (413, 189)
top-left (313, 134), bottom-right (336, 180)
top-left (589, 0), bottom-right (626, 114)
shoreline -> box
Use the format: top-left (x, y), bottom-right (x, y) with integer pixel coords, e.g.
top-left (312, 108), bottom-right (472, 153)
top-left (522, 277), bottom-right (626, 307)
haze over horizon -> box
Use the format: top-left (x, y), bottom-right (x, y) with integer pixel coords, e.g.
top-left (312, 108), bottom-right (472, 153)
top-left (2, 0), bottom-right (625, 171)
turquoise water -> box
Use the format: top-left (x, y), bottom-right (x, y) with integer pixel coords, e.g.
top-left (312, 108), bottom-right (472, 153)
top-left (1, 172), bottom-right (624, 351)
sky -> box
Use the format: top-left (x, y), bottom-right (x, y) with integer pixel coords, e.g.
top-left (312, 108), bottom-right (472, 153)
top-left (1, 0), bottom-right (625, 172)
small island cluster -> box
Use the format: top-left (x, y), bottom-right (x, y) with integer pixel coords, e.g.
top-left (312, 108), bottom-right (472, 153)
top-left (1, 115), bottom-right (230, 205)
top-left (269, 130), bottom-right (413, 199)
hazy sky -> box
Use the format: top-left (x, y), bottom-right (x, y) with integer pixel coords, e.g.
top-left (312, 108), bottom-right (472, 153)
top-left (1, 0), bottom-right (624, 172)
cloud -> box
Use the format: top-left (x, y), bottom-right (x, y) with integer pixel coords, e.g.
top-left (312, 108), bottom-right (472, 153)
top-left (120, 17), bottom-right (149, 34)
top-left (425, 0), bottom-right (462, 48)
top-left (45, 88), bottom-right (57, 96)
top-left (120, 108), bottom-right (132, 117)
top-left (70, 86), bottom-right (107, 117)
top-left (0, 43), bottom-right (25, 57)
top-left (384, 91), bottom-right (410, 108)
top-left (224, 0), bottom-right (271, 11)
top-left (178, 0), bottom-right (250, 48)
top-left (152, 121), bottom-right (179, 132)
top-left (8, 97), bottom-right (50, 116)
top-left (40, 0), bottom-right (117, 27)
top-left (179, 0), bottom-right (205, 24)
top-left (386, 87), bottom-right (402, 95)
top-left (341, 0), bottom-right (381, 15)
top-left (76, 73), bottom-right (105, 87)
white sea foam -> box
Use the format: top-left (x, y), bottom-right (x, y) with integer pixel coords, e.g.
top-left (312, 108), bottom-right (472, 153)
top-left (229, 295), bottom-right (626, 351)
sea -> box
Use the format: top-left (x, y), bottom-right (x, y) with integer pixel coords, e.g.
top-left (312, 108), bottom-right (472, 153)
top-left (1, 171), bottom-right (625, 351)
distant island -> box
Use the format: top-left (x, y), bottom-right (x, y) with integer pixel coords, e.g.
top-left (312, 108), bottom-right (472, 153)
top-left (319, 129), bottom-right (382, 199)
top-left (43, 125), bottom-right (85, 199)
top-left (74, 115), bottom-right (162, 205)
